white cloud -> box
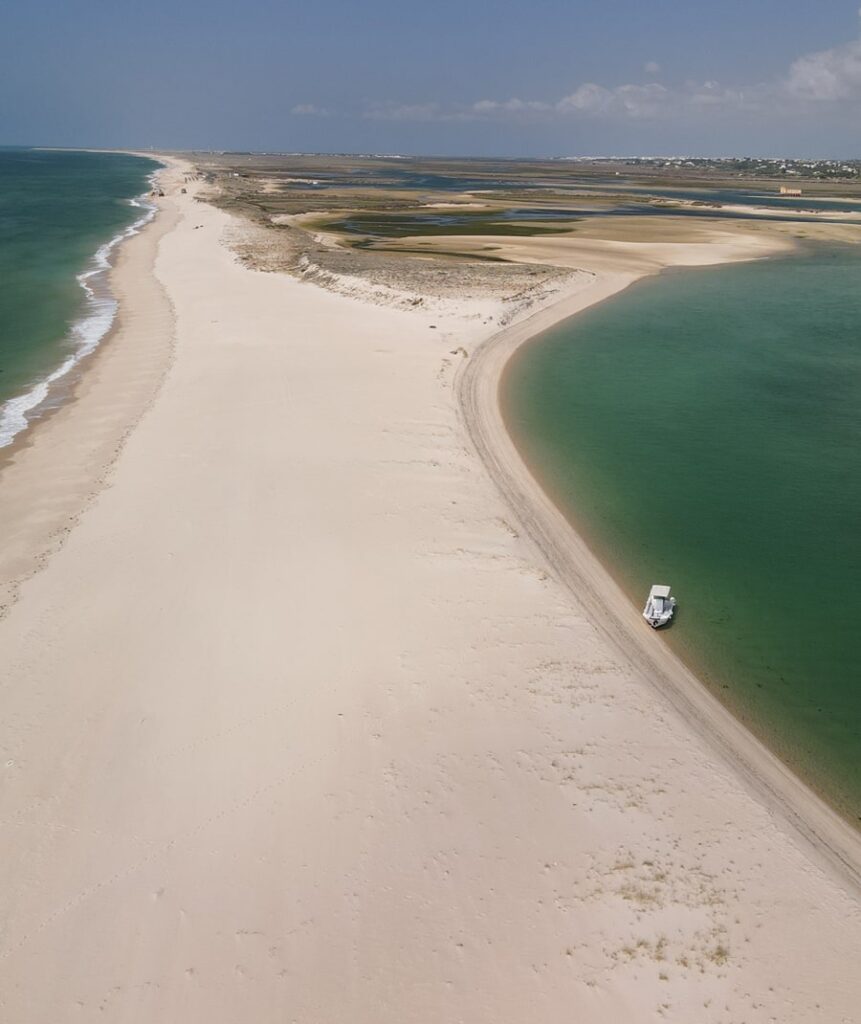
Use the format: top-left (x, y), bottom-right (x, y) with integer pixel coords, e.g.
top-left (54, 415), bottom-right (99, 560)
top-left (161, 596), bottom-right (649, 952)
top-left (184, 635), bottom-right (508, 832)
top-left (363, 102), bottom-right (449, 121)
top-left (613, 83), bottom-right (671, 118)
top-left (554, 82), bottom-right (687, 120)
top-left (784, 36), bottom-right (861, 100)
top-left (346, 21), bottom-right (861, 126)
top-left (470, 97), bottom-right (552, 115)
top-left (363, 98), bottom-right (554, 122)
top-left (362, 82), bottom-right (718, 124)
top-left (537, 82), bottom-right (670, 120)
top-left (291, 103), bottom-right (330, 116)
top-left (555, 83), bottom-right (613, 114)
top-left (687, 80), bottom-right (750, 109)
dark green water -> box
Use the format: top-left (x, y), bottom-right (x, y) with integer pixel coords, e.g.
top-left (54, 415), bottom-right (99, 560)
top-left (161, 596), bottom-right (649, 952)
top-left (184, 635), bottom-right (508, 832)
top-left (503, 245), bottom-right (861, 824)
top-left (0, 149), bottom-right (160, 446)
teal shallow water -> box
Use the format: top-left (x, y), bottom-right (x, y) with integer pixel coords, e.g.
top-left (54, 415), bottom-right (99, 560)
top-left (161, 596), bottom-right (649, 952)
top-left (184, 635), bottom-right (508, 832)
top-left (503, 245), bottom-right (861, 824)
top-left (0, 149), bottom-right (160, 444)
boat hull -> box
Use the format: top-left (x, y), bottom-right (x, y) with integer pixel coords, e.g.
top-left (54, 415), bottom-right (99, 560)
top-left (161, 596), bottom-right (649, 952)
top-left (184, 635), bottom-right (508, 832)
top-left (642, 589), bottom-right (676, 629)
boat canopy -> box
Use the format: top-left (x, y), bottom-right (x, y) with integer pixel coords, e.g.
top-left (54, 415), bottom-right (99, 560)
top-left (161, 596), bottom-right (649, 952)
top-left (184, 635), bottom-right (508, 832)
top-left (650, 585), bottom-right (671, 599)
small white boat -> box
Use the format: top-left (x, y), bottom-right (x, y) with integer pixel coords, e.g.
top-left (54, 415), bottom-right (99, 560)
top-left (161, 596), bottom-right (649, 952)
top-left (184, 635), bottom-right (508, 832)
top-left (643, 584), bottom-right (676, 629)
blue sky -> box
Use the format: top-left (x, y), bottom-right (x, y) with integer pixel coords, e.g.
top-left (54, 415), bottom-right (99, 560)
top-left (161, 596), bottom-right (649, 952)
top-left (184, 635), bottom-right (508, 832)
top-left (3, 0), bottom-right (861, 156)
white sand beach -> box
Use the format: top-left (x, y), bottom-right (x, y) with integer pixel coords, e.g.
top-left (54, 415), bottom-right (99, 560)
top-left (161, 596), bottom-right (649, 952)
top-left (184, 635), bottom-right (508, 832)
top-left (1, 160), bottom-right (860, 1022)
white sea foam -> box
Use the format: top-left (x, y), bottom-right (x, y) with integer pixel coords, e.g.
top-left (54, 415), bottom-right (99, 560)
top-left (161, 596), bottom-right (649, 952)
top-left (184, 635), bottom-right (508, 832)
top-left (0, 174), bottom-right (159, 448)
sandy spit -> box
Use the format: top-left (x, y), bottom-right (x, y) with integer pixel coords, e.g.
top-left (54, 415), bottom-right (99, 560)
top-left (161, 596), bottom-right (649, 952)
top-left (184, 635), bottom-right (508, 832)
top-left (0, 160), bottom-right (859, 1023)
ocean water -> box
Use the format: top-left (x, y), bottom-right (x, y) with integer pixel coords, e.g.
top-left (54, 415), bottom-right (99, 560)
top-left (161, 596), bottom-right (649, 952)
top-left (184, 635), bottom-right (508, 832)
top-left (503, 244), bottom-right (861, 824)
top-left (0, 148), bottom-right (160, 446)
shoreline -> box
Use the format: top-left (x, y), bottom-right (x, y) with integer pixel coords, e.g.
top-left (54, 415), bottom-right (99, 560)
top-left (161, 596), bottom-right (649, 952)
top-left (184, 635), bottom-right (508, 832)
top-left (0, 154), bottom-right (163, 453)
top-left (0, 160), bottom-right (182, 618)
top-left (456, 262), bottom-right (861, 890)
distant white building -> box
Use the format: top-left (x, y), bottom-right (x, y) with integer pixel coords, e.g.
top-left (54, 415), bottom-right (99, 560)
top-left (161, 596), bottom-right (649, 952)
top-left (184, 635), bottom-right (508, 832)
top-left (780, 186), bottom-right (803, 196)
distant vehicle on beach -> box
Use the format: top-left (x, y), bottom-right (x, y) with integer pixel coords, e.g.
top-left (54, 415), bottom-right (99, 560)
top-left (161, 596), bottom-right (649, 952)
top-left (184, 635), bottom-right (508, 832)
top-left (643, 584), bottom-right (676, 628)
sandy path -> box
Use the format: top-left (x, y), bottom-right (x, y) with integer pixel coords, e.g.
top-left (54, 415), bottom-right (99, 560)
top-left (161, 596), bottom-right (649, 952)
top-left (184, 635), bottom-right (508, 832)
top-left (0, 171), bottom-right (859, 1022)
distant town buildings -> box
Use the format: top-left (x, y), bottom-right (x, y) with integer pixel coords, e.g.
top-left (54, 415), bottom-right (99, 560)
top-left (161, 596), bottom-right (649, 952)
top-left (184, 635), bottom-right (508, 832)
top-left (560, 156), bottom-right (861, 182)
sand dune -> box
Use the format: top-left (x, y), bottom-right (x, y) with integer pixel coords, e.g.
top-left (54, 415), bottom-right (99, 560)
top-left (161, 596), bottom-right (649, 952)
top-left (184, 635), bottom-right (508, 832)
top-left (0, 161), bottom-right (859, 1022)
